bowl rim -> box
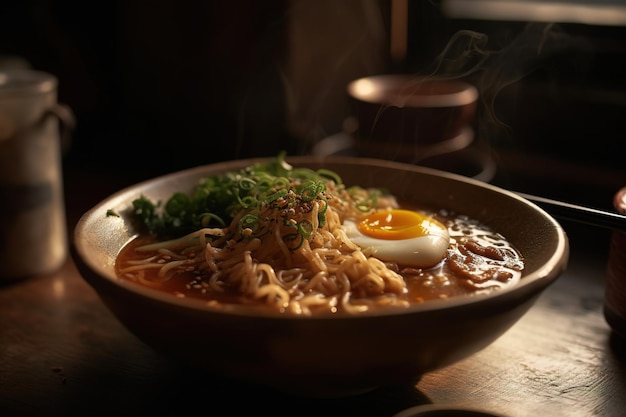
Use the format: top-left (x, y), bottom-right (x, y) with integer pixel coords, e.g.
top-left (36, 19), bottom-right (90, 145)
top-left (72, 155), bottom-right (569, 320)
top-left (392, 403), bottom-right (507, 417)
top-left (347, 74), bottom-right (479, 108)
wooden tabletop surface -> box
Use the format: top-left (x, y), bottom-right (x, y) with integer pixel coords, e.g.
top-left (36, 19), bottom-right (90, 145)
top-left (1, 166), bottom-right (625, 417)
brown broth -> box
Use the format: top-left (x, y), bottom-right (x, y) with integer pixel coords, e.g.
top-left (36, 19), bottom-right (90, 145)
top-left (115, 208), bottom-right (524, 312)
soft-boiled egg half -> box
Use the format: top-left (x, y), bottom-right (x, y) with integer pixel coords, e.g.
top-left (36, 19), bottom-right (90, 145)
top-left (343, 209), bottom-right (450, 268)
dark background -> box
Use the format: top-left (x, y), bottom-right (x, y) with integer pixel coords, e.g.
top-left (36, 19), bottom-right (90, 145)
top-left (1, 0), bottom-right (625, 210)
top-left (0, 1), bottom-right (297, 181)
top-left (404, 1), bottom-right (626, 211)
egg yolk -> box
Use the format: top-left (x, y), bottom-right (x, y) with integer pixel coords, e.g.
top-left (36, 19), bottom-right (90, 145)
top-left (357, 209), bottom-right (446, 240)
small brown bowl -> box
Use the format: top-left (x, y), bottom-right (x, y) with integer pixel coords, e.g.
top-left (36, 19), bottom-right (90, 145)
top-left (72, 156), bottom-right (568, 397)
top-left (347, 74), bottom-right (478, 145)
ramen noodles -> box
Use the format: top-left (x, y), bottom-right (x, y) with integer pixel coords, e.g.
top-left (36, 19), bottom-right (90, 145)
top-left (115, 153), bottom-right (524, 316)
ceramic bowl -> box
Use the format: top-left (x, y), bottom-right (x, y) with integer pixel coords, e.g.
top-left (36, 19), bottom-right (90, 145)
top-left (393, 404), bottom-right (506, 417)
top-left (72, 156), bottom-right (568, 397)
top-left (347, 74), bottom-right (478, 145)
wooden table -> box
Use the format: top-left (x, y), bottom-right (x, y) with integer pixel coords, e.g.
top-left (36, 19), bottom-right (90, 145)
top-left (1, 165), bottom-right (625, 417)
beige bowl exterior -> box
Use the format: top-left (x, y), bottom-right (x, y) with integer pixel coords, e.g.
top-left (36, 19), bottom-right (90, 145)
top-left (72, 156), bottom-right (568, 397)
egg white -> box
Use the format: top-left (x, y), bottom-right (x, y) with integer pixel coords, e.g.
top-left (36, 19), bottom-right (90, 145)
top-left (343, 217), bottom-right (450, 268)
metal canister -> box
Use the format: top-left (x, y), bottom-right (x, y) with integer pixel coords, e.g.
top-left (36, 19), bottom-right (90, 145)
top-left (605, 186), bottom-right (626, 339)
top-left (0, 70), bottom-right (73, 280)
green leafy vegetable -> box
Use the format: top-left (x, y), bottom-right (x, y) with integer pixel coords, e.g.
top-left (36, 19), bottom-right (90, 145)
top-left (130, 151), bottom-right (348, 237)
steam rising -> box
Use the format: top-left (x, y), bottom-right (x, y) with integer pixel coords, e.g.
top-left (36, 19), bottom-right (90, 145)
top-left (423, 23), bottom-right (590, 143)
top-left (282, 2), bottom-right (591, 159)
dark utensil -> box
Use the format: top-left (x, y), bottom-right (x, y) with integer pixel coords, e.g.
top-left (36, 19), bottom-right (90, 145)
top-left (518, 192), bottom-right (626, 232)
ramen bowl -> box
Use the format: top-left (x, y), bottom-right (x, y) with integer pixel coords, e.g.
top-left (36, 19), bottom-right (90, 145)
top-left (72, 156), bottom-right (568, 397)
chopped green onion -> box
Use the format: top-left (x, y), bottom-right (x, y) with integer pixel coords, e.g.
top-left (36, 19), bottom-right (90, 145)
top-left (298, 220), bottom-right (314, 238)
top-left (127, 152), bottom-right (388, 238)
top-left (265, 189), bottom-right (288, 203)
top-left (316, 168), bottom-right (342, 184)
top-left (283, 232), bottom-right (304, 250)
top-left (297, 180), bottom-right (324, 202)
top-left (239, 213), bottom-right (259, 233)
top-left (200, 213), bottom-right (226, 227)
